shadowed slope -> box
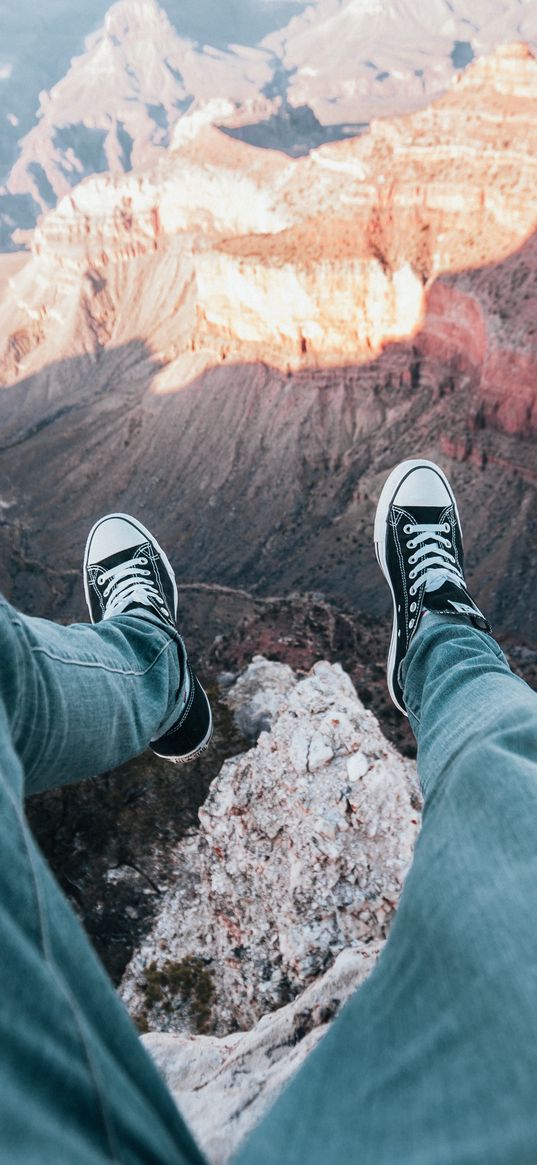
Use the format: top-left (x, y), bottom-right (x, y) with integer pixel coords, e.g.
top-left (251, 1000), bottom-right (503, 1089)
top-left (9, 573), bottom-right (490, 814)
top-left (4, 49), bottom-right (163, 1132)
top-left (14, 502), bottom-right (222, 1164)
top-left (1, 230), bottom-right (536, 644)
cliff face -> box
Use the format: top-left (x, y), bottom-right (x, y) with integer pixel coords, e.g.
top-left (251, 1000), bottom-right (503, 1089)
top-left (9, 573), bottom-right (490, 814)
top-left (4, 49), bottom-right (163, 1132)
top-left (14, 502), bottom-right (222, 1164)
top-left (0, 45), bottom-right (536, 643)
top-left (4, 43), bottom-right (536, 369)
top-left (1, 43), bottom-right (535, 383)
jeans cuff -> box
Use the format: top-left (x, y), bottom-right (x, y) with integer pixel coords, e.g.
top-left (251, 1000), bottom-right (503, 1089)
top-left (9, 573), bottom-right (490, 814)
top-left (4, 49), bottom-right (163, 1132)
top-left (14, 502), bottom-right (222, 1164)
top-left (108, 611), bottom-right (187, 735)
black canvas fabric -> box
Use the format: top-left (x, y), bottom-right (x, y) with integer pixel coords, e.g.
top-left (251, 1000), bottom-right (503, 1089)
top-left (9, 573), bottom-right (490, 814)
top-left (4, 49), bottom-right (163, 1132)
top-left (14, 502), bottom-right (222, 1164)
top-left (385, 501), bottom-right (489, 711)
top-left (84, 515), bottom-right (212, 762)
top-left (86, 541), bottom-right (175, 628)
top-left (151, 669), bottom-right (212, 763)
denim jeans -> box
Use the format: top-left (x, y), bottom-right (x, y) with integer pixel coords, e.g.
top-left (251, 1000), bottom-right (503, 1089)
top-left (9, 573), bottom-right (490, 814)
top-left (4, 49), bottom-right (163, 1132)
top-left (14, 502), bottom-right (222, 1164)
top-left (1, 596), bottom-right (537, 1164)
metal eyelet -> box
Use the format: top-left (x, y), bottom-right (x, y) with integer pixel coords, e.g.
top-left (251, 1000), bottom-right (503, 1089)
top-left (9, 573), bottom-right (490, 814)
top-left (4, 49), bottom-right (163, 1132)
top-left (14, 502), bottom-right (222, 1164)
top-left (409, 585), bottom-right (416, 596)
top-left (408, 554), bottom-right (416, 564)
top-left (403, 524), bottom-right (412, 534)
top-left (409, 568), bottom-right (416, 579)
top-left (410, 602), bottom-right (417, 612)
top-left (138, 556), bottom-right (147, 564)
top-left (409, 618), bottom-right (415, 629)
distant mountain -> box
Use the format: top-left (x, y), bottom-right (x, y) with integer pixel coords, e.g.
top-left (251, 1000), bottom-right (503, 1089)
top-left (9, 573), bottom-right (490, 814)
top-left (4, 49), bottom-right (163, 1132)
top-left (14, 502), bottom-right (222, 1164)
top-left (0, 1), bottom-right (113, 177)
top-left (0, 0), bottom-right (276, 249)
top-left (266, 0), bottom-right (537, 124)
top-left (1, 0), bottom-right (536, 248)
top-left (3, 2), bottom-right (269, 230)
top-left (0, 0), bottom-right (304, 183)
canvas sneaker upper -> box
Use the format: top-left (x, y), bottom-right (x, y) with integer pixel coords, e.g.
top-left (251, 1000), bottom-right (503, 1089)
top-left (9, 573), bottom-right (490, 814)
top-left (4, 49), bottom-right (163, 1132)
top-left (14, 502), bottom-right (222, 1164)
top-left (83, 513), bottom-right (212, 763)
top-left (84, 514), bottom-right (177, 627)
top-left (374, 461), bottom-right (490, 714)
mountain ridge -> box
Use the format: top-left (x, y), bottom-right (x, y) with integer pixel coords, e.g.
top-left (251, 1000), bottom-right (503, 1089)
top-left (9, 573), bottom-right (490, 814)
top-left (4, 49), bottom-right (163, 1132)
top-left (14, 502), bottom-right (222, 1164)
top-left (2, 0), bottom-right (536, 248)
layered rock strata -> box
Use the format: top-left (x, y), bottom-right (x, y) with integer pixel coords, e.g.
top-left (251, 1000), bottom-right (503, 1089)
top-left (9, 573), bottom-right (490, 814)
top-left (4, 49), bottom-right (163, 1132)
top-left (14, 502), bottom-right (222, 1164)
top-left (4, 0), bottom-right (536, 247)
top-left (2, 45), bottom-right (536, 388)
top-left (0, 47), bottom-right (536, 642)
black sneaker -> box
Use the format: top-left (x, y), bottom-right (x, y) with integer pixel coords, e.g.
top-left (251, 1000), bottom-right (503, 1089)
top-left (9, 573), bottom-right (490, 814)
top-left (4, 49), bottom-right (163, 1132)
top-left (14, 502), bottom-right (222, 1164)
top-left (84, 513), bottom-right (212, 762)
top-left (374, 460), bottom-right (490, 714)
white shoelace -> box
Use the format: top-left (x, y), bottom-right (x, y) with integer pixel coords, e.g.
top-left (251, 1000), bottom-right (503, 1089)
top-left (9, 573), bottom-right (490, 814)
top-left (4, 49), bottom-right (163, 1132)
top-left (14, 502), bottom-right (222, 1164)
top-left (403, 521), bottom-right (465, 597)
top-left (97, 555), bottom-right (167, 619)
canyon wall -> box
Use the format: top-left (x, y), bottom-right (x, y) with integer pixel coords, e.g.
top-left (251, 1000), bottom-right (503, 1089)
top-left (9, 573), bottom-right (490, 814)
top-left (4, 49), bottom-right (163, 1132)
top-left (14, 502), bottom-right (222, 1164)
top-left (0, 45), bottom-right (536, 643)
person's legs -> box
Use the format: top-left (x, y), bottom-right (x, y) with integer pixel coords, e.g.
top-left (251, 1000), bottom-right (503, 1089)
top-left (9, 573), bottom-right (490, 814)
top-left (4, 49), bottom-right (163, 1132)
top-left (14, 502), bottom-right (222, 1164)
top-left (233, 460), bottom-right (537, 1164)
top-left (0, 594), bottom-right (183, 794)
top-left (0, 696), bottom-right (206, 1164)
top-left (234, 616), bottom-right (537, 1165)
top-left (1, 511), bottom-right (212, 797)
top-left (0, 514), bottom-right (212, 1163)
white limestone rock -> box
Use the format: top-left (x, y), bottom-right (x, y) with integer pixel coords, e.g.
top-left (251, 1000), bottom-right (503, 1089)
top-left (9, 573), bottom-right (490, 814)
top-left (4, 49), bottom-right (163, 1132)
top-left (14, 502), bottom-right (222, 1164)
top-left (121, 658), bottom-right (420, 1035)
top-left (223, 654), bottom-right (296, 740)
top-left (142, 947), bottom-right (381, 1165)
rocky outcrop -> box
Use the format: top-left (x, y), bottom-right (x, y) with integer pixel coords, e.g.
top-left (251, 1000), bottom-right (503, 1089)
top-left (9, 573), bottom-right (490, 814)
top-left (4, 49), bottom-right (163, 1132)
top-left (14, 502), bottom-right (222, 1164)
top-left (121, 657), bottom-right (416, 1162)
top-left (221, 655), bottom-right (296, 740)
top-left (142, 948), bottom-right (379, 1165)
top-left (120, 659), bottom-right (420, 1034)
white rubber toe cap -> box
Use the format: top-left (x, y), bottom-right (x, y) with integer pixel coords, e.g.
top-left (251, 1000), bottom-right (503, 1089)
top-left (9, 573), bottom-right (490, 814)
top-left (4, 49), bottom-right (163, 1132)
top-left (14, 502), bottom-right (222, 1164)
top-left (392, 462), bottom-right (453, 508)
top-left (85, 514), bottom-right (147, 565)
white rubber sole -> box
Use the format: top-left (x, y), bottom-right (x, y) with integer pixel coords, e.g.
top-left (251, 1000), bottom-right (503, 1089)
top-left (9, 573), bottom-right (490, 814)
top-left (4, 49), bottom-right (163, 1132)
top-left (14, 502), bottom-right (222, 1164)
top-left (152, 707), bottom-right (214, 765)
top-left (83, 512), bottom-right (179, 624)
top-left (373, 459), bottom-right (462, 714)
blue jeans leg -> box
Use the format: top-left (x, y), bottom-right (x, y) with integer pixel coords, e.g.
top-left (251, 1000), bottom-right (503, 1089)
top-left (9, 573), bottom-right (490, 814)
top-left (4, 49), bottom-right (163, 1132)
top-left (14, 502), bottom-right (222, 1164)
top-left (0, 596), bottom-right (184, 794)
top-left (0, 596), bottom-right (206, 1164)
top-left (234, 618), bottom-right (537, 1164)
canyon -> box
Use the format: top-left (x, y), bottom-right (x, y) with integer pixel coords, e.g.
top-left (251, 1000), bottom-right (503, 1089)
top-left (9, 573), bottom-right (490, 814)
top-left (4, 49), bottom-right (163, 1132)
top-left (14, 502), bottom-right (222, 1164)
top-left (1, 32), bottom-right (536, 1085)
top-left (1, 43), bottom-right (536, 644)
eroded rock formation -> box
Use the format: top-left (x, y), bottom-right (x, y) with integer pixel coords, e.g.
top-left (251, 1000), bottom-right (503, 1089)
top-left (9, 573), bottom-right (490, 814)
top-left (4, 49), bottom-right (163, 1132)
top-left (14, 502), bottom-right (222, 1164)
top-left (2, 44), bottom-right (536, 388)
top-left (0, 46), bottom-right (536, 644)
top-left (3, 0), bottom-right (535, 248)
top-left (120, 658), bottom-right (420, 1033)
top-left (142, 948), bottom-right (380, 1165)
